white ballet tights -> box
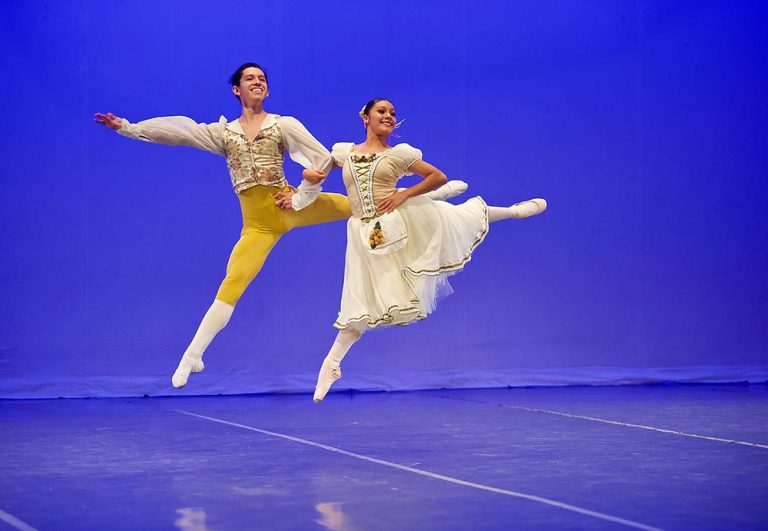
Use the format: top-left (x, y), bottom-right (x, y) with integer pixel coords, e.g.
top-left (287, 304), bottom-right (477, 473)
top-left (422, 180), bottom-right (468, 201)
top-left (172, 299), bottom-right (234, 388)
top-left (313, 328), bottom-right (363, 403)
top-left (487, 198), bottom-right (547, 222)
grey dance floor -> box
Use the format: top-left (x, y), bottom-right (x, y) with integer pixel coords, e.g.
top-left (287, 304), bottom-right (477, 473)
top-left (1, 384), bottom-right (767, 530)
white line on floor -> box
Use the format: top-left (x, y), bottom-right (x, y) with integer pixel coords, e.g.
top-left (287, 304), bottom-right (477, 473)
top-left (174, 409), bottom-right (662, 531)
top-left (497, 403), bottom-right (768, 450)
top-left (0, 509), bottom-right (37, 531)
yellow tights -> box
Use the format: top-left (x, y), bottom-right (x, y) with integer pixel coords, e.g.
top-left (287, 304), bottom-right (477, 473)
top-left (215, 185), bottom-right (350, 305)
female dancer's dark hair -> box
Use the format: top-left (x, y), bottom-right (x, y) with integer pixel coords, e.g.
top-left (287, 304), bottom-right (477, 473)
top-left (361, 98), bottom-right (390, 116)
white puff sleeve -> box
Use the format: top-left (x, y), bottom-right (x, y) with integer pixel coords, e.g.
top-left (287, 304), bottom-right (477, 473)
top-left (278, 116), bottom-right (334, 211)
top-left (388, 143), bottom-right (423, 176)
top-left (278, 116), bottom-right (334, 173)
top-left (117, 116), bottom-right (227, 156)
top-left (331, 142), bottom-right (354, 167)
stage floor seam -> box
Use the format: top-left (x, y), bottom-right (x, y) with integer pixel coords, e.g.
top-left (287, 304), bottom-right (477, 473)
top-left (427, 394), bottom-right (768, 449)
top-left (0, 508), bottom-right (37, 531)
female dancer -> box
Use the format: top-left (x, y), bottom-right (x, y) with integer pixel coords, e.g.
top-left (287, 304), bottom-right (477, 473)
top-left (308, 98), bottom-right (547, 402)
top-left (94, 65), bottom-right (465, 389)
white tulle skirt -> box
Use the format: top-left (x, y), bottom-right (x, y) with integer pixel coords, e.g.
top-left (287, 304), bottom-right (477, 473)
top-left (334, 195), bottom-right (489, 330)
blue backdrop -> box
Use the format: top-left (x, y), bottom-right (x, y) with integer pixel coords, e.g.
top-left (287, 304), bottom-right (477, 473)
top-left (1, 0), bottom-right (766, 398)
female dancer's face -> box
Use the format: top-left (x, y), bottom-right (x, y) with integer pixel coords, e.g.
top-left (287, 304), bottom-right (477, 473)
top-left (365, 100), bottom-right (397, 136)
top-left (233, 67), bottom-right (269, 105)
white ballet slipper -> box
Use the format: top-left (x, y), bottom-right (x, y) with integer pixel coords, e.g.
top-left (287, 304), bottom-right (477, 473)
top-left (313, 360), bottom-right (342, 403)
top-left (423, 180), bottom-right (469, 201)
top-left (171, 354), bottom-right (204, 389)
top-left (509, 198), bottom-right (547, 219)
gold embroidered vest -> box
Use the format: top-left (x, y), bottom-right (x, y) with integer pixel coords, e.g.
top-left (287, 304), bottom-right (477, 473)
top-left (223, 122), bottom-right (288, 193)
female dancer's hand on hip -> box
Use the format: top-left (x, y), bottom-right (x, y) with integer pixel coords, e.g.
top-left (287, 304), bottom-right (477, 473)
top-left (93, 112), bottom-right (123, 130)
top-left (377, 190), bottom-right (410, 214)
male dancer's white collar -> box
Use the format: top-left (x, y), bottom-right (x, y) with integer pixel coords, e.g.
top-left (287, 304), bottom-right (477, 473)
top-left (223, 113), bottom-right (279, 134)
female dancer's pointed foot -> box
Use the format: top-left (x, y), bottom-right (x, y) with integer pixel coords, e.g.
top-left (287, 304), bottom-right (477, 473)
top-left (313, 361), bottom-right (342, 403)
top-left (172, 355), bottom-right (204, 389)
top-left (424, 180), bottom-right (469, 201)
top-left (510, 198), bottom-right (547, 219)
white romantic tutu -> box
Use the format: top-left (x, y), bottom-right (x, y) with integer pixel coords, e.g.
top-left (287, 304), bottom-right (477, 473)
top-left (334, 195), bottom-right (489, 330)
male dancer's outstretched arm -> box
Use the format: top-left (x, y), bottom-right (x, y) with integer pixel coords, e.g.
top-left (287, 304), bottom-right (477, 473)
top-left (94, 112), bottom-right (226, 155)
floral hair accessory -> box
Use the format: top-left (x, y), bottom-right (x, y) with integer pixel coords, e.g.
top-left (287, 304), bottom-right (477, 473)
top-left (359, 105), bottom-right (366, 118)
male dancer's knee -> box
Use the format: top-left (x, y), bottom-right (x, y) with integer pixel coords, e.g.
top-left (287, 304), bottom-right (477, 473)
top-left (215, 276), bottom-right (249, 306)
top-left (215, 258), bottom-right (268, 306)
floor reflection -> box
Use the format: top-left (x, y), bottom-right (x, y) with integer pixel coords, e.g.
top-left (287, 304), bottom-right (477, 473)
top-left (175, 507), bottom-right (208, 531)
top-left (315, 501), bottom-right (351, 531)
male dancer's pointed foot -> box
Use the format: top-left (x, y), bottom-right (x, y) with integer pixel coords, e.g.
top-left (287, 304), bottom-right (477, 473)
top-left (510, 198), bottom-right (547, 219)
top-left (424, 180), bottom-right (469, 201)
top-left (313, 360), bottom-right (342, 403)
top-left (172, 355), bottom-right (205, 388)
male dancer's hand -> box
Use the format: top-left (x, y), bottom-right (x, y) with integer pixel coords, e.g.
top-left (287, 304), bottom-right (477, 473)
top-left (93, 112), bottom-right (123, 130)
top-left (273, 190), bottom-right (294, 210)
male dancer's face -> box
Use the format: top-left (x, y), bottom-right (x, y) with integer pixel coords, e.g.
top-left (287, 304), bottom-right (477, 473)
top-left (233, 67), bottom-right (269, 106)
